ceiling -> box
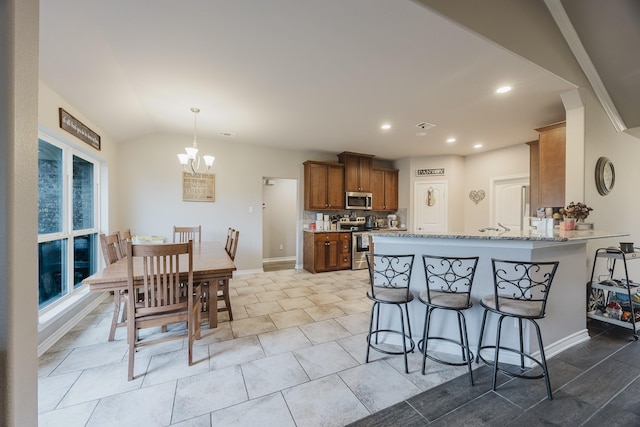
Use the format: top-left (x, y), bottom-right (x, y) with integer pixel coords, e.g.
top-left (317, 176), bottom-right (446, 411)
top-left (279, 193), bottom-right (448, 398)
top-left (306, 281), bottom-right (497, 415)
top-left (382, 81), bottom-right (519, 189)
top-left (554, 0), bottom-right (640, 137)
top-left (39, 0), bottom-right (581, 161)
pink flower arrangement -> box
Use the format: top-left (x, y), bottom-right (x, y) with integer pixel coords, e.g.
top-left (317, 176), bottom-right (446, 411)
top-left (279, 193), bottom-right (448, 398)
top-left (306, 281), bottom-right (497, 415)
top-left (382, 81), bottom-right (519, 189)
top-left (560, 202), bottom-right (593, 221)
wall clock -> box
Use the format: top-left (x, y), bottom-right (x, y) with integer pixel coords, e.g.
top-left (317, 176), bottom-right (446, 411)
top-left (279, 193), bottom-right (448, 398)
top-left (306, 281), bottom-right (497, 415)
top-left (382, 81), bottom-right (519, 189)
top-left (595, 156), bottom-right (615, 196)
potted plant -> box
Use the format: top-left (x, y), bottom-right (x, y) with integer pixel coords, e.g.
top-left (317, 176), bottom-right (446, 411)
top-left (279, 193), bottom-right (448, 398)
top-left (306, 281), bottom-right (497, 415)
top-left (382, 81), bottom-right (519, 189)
top-left (560, 202), bottom-right (593, 230)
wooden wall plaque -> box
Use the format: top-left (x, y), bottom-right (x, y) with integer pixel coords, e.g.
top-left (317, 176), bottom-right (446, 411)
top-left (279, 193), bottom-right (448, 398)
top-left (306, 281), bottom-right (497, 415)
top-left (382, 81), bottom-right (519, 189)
top-left (182, 172), bottom-right (215, 202)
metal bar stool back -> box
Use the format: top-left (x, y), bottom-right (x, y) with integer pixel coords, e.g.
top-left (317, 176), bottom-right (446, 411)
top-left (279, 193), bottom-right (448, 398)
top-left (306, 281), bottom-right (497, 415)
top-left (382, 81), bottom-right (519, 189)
top-left (420, 255), bottom-right (479, 384)
top-left (476, 258), bottom-right (559, 400)
top-left (365, 253), bottom-right (415, 373)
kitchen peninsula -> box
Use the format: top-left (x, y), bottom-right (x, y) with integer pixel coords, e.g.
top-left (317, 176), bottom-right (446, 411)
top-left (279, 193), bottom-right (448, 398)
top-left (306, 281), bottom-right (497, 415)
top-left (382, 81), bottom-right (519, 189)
top-left (371, 229), bottom-right (627, 363)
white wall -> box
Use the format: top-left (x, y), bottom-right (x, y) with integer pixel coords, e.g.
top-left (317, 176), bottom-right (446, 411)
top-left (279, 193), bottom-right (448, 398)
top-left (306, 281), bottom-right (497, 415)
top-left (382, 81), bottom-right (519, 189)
top-left (117, 133), bottom-right (335, 271)
top-left (463, 144), bottom-right (530, 232)
top-left (2, 0), bottom-right (39, 424)
top-left (398, 155), bottom-right (465, 232)
top-left (38, 82), bottom-right (122, 233)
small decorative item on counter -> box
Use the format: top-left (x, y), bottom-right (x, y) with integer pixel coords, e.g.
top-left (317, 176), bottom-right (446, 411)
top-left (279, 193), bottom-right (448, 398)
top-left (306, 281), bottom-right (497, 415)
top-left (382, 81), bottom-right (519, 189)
top-left (562, 218), bottom-right (576, 230)
top-left (560, 202), bottom-right (593, 222)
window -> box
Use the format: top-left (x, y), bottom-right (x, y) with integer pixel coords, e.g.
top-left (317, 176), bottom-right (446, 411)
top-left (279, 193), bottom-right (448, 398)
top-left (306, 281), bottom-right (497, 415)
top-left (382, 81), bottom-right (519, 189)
top-left (38, 132), bottom-right (100, 310)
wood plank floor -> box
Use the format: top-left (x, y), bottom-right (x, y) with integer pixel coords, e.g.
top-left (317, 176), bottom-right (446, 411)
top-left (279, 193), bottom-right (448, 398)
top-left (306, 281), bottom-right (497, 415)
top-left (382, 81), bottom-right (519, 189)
top-left (262, 259), bottom-right (296, 272)
top-left (348, 319), bottom-right (640, 426)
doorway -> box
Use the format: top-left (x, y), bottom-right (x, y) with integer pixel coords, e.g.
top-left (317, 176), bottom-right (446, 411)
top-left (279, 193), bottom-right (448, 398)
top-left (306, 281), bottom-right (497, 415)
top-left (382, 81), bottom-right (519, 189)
top-left (262, 177), bottom-right (297, 271)
top-left (414, 181), bottom-right (448, 232)
top-left (490, 174), bottom-right (529, 230)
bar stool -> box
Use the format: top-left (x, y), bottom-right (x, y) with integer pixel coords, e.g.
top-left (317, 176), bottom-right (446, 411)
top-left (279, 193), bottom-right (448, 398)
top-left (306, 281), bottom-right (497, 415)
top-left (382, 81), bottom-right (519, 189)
top-left (476, 258), bottom-right (559, 400)
top-left (419, 255), bottom-right (479, 385)
top-left (365, 253), bottom-right (415, 374)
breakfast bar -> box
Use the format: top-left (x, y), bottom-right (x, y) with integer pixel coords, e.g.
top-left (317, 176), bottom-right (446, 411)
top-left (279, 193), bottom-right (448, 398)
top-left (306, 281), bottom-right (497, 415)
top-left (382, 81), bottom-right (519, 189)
top-left (371, 229), bottom-right (626, 363)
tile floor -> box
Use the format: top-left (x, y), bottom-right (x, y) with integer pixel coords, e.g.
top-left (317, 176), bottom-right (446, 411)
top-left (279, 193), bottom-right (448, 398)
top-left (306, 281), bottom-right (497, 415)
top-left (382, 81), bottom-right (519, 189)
top-left (38, 268), bottom-right (468, 427)
top-left (348, 319), bottom-right (640, 426)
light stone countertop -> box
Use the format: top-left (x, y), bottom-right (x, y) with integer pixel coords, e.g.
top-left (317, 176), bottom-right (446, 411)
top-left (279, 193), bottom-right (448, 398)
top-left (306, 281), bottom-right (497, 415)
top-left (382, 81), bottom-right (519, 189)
top-left (373, 229), bottom-right (628, 242)
top-left (303, 228), bottom-right (408, 233)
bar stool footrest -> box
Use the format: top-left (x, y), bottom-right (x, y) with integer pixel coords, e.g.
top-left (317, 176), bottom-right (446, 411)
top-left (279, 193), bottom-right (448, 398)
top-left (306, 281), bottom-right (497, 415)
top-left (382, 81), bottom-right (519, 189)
top-left (368, 330), bottom-right (415, 355)
top-left (477, 345), bottom-right (546, 380)
top-left (417, 337), bottom-right (474, 367)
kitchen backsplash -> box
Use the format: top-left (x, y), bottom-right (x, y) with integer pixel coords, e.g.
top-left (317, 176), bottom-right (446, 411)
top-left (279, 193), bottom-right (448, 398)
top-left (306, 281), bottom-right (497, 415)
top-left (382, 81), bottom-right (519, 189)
top-left (303, 208), bottom-right (407, 230)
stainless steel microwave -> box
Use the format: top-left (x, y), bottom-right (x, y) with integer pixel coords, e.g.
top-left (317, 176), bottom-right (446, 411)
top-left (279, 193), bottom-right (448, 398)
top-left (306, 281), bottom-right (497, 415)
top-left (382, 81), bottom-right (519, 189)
top-left (345, 192), bottom-right (372, 210)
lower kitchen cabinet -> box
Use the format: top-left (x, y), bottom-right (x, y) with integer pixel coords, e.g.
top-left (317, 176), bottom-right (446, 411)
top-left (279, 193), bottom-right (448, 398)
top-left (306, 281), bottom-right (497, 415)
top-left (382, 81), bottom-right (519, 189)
top-left (303, 232), bottom-right (351, 273)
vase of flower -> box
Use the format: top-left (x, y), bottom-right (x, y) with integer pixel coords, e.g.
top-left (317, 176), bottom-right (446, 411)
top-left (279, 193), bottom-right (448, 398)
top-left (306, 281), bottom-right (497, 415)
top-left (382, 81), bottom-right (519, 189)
top-left (560, 202), bottom-right (593, 231)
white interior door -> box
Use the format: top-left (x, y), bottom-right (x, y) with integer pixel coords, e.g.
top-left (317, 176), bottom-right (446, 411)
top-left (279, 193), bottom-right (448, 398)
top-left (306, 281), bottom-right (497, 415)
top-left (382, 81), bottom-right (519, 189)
top-left (491, 175), bottom-right (529, 230)
top-left (414, 181), bottom-right (447, 232)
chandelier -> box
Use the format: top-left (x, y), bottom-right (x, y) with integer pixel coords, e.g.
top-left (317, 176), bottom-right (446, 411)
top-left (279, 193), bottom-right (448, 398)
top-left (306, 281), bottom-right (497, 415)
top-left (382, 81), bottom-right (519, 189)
top-left (177, 107), bottom-right (215, 176)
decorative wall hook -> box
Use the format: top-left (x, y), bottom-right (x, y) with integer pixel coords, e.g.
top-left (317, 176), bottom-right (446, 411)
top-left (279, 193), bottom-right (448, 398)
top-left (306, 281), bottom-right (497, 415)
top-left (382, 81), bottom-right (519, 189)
top-left (469, 190), bottom-right (485, 204)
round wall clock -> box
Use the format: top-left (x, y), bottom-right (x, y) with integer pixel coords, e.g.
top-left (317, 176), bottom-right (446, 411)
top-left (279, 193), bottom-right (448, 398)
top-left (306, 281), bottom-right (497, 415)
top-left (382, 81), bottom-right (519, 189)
top-left (595, 156), bottom-right (615, 196)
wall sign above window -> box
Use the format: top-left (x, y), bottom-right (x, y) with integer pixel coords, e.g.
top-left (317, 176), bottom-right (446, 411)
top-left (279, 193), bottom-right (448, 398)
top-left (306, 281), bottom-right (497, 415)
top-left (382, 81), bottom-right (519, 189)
top-left (416, 168), bottom-right (445, 176)
top-left (59, 108), bottom-right (101, 151)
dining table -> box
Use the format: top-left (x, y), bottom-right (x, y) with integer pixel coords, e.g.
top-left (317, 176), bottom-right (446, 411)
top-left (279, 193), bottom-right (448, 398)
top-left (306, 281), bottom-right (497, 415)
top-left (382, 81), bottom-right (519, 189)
top-left (83, 240), bottom-right (237, 334)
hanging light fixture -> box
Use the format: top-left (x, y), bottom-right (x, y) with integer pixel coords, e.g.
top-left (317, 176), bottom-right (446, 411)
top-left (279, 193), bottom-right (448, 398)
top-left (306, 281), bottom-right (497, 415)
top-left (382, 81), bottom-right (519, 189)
top-left (177, 107), bottom-right (215, 176)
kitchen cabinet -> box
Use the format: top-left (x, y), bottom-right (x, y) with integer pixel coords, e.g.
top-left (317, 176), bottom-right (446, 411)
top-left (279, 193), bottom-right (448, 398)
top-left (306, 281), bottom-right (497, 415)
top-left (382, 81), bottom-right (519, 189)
top-left (372, 168), bottom-right (398, 211)
top-left (303, 231), bottom-right (351, 273)
top-left (338, 232), bottom-right (352, 269)
top-left (303, 161), bottom-right (345, 210)
top-left (528, 122), bottom-right (565, 213)
top-left (587, 247), bottom-right (640, 340)
top-left (338, 152), bottom-right (373, 193)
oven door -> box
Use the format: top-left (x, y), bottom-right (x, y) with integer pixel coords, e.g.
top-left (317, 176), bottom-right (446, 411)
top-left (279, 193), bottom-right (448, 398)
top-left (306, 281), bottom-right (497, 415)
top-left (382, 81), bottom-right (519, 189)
top-left (351, 232), bottom-right (370, 270)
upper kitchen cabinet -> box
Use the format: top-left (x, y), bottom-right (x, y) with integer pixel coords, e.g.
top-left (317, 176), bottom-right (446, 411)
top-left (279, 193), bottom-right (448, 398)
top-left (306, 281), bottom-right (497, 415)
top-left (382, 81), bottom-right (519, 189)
top-left (372, 168), bottom-right (398, 211)
top-left (528, 122), bottom-right (566, 212)
top-left (303, 161), bottom-right (345, 210)
top-left (338, 152), bottom-right (373, 193)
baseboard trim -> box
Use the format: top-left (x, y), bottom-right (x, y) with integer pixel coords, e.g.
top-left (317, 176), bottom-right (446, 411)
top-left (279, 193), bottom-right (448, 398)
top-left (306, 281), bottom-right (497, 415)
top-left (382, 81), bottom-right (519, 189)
top-left (263, 256), bottom-right (296, 263)
top-left (374, 328), bottom-right (591, 368)
top-left (37, 293), bottom-right (109, 357)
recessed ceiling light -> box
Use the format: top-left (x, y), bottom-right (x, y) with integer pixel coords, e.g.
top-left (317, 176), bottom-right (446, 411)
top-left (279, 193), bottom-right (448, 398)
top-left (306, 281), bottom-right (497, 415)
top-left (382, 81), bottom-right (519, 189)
top-left (474, 144), bottom-right (483, 149)
top-left (380, 123), bottom-right (391, 130)
top-left (446, 138), bottom-right (456, 143)
top-left (496, 86), bottom-right (512, 94)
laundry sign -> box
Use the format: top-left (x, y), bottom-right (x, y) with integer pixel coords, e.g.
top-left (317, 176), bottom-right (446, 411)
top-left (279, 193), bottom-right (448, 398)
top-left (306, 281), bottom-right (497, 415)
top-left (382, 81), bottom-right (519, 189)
top-left (416, 168), bottom-right (445, 176)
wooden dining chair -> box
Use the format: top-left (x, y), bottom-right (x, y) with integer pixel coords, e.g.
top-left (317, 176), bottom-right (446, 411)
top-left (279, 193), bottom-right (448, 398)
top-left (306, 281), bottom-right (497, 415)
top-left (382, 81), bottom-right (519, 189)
top-left (213, 229), bottom-right (238, 326)
top-left (100, 232), bottom-right (129, 341)
top-left (117, 229), bottom-right (132, 259)
top-left (224, 227), bottom-right (235, 254)
top-left (100, 232), bottom-right (123, 265)
top-left (173, 225), bottom-right (201, 243)
top-left (126, 240), bottom-right (201, 381)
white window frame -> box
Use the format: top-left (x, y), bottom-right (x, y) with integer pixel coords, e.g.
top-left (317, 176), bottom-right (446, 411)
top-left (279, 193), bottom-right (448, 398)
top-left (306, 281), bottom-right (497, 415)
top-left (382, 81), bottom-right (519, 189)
top-left (37, 130), bottom-right (101, 314)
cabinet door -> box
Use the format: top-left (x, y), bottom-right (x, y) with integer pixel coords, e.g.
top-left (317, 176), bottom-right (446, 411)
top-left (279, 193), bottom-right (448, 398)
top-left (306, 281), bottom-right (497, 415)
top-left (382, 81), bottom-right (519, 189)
top-left (343, 155), bottom-right (372, 192)
top-left (343, 155), bottom-right (360, 192)
top-left (305, 163), bottom-right (329, 210)
top-left (358, 156), bottom-right (373, 192)
top-left (339, 233), bottom-right (351, 269)
top-left (314, 238), bottom-right (328, 271)
top-left (326, 240), bottom-right (340, 270)
top-left (327, 164), bottom-right (345, 209)
top-left (372, 169), bottom-right (386, 211)
top-left (384, 170), bottom-right (398, 211)
top-left (538, 124), bottom-right (565, 208)
top-left (372, 168), bottom-right (398, 211)
top-left (314, 233), bottom-right (340, 272)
